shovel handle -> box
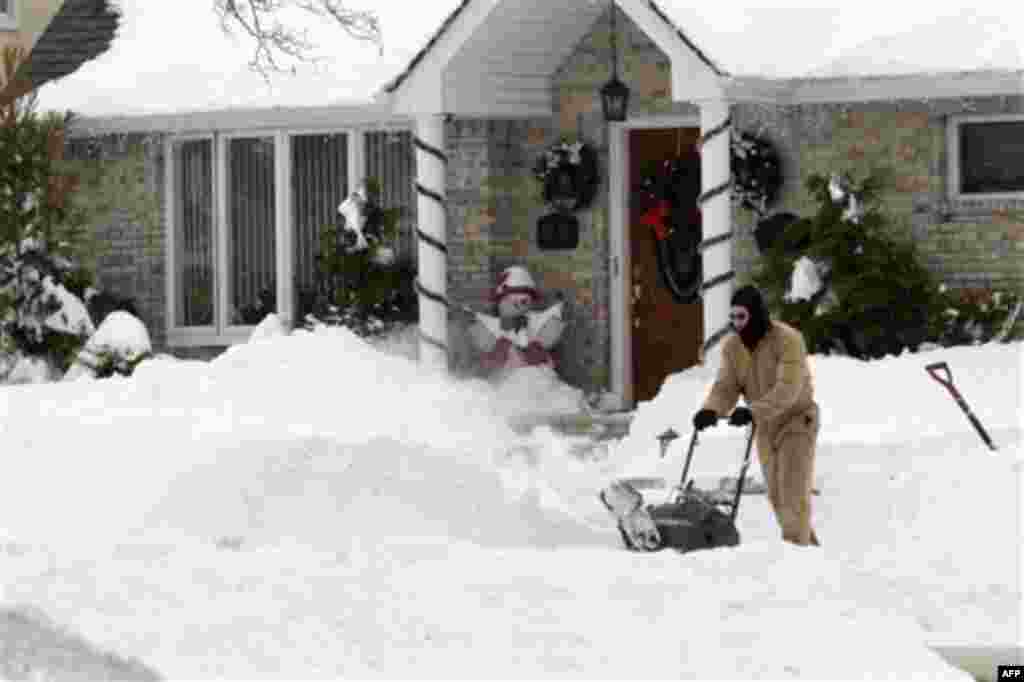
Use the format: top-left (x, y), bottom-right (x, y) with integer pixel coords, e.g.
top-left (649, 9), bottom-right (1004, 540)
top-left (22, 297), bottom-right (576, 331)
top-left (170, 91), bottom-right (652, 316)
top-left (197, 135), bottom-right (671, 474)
top-left (925, 361), bottom-right (953, 390)
top-left (925, 361), bottom-right (997, 451)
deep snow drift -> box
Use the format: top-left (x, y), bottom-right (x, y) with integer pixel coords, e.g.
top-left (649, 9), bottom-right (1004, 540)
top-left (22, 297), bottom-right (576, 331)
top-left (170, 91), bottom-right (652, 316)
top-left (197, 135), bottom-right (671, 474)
top-left (0, 325), bottom-right (1019, 679)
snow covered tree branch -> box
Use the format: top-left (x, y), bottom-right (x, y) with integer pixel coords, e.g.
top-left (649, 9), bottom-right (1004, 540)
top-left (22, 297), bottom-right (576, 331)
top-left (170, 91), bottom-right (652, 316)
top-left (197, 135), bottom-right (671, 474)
top-left (213, 0), bottom-right (382, 77)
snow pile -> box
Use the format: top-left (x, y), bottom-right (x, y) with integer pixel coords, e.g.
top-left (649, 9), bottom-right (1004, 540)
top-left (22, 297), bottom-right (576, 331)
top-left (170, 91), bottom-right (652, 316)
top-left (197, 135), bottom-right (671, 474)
top-left (0, 328), bottom-right (1019, 679)
top-left (0, 325), bottom-right (592, 551)
top-left (616, 341), bottom-right (1021, 471)
top-left (63, 311), bottom-right (152, 381)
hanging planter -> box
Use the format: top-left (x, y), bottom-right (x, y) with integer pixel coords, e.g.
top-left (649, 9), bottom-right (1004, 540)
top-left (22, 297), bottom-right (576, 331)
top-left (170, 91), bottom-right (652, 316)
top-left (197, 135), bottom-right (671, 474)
top-left (533, 139), bottom-right (600, 212)
top-left (638, 153), bottom-right (703, 304)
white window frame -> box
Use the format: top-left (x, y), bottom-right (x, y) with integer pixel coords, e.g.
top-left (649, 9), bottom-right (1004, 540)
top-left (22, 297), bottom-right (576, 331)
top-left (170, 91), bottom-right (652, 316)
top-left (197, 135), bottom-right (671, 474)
top-left (946, 113), bottom-right (1024, 202)
top-left (218, 129), bottom-right (284, 343)
top-left (164, 133), bottom-right (218, 347)
top-left (285, 128), bottom-right (357, 330)
top-left (165, 124), bottom-right (411, 347)
top-left (0, 0), bottom-right (16, 30)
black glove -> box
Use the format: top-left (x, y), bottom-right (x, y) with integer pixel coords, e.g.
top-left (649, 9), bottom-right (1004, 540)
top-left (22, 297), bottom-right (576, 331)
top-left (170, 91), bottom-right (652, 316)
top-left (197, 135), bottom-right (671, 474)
top-left (692, 409), bottom-right (718, 431)
top-left (728, 406), bottom-right (754, 427)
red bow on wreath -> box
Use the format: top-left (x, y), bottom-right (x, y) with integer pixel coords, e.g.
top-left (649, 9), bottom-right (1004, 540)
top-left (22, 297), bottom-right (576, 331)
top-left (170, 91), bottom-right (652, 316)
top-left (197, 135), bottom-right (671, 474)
top-left (640, 200), bottom-right (672, 241)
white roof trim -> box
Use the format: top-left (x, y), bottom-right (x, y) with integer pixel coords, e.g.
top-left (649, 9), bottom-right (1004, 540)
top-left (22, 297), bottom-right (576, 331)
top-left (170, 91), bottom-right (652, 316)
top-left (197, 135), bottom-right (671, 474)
top-left (68, 67), bottom-right (1024, 136)
top-left (68, 102), bottom-right (412, 136)
top-left (723, 69), bottom-right (1024, 105)
top-left (387, 0), bottom-right (502, 115)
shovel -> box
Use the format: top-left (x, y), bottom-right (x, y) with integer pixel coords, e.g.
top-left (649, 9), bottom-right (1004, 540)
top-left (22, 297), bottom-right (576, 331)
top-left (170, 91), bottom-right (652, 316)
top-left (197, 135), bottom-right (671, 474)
top-left (925, 361), bottom-right (997, 451)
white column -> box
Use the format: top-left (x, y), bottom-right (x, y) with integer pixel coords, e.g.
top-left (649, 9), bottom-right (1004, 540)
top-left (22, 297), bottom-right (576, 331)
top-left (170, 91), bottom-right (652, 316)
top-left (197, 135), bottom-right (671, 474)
top-left (698, 99), bottom-right (734, 369)
top-left (414, 114), bottom-right (449, 370)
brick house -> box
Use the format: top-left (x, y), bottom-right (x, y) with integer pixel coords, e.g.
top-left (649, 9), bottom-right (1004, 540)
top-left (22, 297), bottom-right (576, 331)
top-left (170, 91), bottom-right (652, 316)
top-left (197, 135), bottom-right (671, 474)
top-left (59, 1), bottom-right (1023, 406)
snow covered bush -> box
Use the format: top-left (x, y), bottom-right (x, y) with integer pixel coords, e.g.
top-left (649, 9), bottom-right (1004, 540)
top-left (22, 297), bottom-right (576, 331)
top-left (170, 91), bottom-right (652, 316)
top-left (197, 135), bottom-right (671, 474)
top-left (299, 177), bottom-right (417, 339)
top-left (63, 310), bottom-right (152, 381)
top-left (0, 105), bottom-right (96, 379)
top-left (752, 171), bottom-right (1019, 358)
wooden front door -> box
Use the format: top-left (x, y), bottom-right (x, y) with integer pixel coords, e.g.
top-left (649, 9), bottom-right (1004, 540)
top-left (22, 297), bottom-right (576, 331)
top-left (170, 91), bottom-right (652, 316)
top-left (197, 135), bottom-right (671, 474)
top-left (628, 127), bottom-right (704, 403)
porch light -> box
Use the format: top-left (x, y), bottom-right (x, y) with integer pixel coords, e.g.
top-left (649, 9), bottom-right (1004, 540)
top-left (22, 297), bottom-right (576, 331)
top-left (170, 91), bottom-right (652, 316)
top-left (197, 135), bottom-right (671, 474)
top-left (600, 2), bottom-right (630, 123)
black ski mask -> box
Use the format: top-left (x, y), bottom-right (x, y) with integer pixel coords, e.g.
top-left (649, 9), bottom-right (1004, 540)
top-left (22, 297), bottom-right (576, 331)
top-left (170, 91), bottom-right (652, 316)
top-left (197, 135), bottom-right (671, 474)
top-left (730, 285), bottom-right (771, 351)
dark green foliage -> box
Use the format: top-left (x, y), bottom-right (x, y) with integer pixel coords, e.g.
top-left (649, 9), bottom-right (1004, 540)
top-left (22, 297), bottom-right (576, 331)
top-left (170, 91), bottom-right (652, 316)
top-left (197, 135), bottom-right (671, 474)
top-left (299, 178), bottom-right (417, 338)
top-left (89, 347), bottom-right (152, 379)
top-left (0, 108), bottom-right (94, 374)
top-left (752, 171), bottom-right (1019, 358)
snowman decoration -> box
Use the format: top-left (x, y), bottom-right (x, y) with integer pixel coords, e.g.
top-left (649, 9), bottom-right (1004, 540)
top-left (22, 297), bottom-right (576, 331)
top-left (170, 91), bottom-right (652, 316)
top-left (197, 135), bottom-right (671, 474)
top-left (468, 266), bottom-right (566, 375)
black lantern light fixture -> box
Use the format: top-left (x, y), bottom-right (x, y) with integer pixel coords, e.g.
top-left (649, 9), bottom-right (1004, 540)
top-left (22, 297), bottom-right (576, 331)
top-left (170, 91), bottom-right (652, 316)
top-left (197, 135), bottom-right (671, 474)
top-left (600, 1), bottom-right (630, 123)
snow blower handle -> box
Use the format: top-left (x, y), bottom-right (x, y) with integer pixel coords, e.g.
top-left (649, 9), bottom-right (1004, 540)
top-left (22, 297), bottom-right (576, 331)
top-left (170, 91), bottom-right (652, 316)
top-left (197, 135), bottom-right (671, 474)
top-left (925, 361), bottom-right (997, 451)
top-left (730, 423), bottom-right (757, 523)
top-left (679, 418), bottom-right (750, 499)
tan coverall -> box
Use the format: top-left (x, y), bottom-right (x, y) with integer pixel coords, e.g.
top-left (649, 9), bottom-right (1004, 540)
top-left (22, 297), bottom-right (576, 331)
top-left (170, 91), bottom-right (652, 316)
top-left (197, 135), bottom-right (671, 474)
top-left (702, 320), bottom-right (821, 546)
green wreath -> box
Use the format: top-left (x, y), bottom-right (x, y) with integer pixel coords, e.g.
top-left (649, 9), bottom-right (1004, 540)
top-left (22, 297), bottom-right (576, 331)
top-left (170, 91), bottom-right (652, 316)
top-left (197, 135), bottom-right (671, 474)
top-left (533, 140), bottom-right (600, 212)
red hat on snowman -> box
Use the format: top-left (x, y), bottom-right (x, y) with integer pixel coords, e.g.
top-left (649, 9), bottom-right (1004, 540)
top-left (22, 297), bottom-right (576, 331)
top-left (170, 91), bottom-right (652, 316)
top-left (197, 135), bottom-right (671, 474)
top-left (490, 266), bottom-right (540, 304)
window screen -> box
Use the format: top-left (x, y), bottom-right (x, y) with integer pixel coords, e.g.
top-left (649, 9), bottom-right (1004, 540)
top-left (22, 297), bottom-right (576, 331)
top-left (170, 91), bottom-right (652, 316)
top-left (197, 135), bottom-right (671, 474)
top-left (171, 139), bottom-right (214, 327)
top-left (959, 120), bottom-right (1024, 195)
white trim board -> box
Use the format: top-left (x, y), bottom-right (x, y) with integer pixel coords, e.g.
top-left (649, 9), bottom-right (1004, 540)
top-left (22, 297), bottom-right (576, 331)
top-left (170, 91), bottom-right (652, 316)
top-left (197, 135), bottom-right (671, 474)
top-left (608, 114), bottom-right (700, 409)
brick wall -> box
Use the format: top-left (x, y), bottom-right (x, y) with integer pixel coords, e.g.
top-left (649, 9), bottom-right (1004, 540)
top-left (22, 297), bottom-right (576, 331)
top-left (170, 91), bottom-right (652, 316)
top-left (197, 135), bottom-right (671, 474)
top-left (754, 98), bottom-right (1024, 298)
top-left (68, 133), bottom-right (169, 349)
top-left (448, 6), bottom-right (699, 393)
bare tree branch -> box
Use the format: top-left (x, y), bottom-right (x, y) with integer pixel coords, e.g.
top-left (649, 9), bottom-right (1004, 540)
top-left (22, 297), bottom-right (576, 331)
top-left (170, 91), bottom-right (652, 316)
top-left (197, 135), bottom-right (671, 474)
top-left (214, 0), bottom-right (382, 79)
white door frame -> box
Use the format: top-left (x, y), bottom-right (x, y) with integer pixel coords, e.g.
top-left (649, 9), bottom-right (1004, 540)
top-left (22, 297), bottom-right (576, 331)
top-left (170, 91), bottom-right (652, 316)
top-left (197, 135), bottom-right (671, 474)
top-left (608, 114), bottom-right (701, 408)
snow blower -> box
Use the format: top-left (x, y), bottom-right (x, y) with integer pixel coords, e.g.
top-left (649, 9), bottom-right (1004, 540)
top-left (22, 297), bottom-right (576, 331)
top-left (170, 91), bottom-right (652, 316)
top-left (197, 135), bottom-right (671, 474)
top-left (599, 419), bottom-right (756, 553)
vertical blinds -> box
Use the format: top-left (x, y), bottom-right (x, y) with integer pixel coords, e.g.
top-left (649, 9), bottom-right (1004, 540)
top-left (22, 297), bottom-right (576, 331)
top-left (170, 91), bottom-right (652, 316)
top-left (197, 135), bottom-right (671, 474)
top-left (291, 133), bottom-right (349, 303)
top-left (227, 137), bottom-right (276, 323)
top-left (365, 130), bottom-right (416, 262)
top-left (172, 139), bottom-right (214, 327)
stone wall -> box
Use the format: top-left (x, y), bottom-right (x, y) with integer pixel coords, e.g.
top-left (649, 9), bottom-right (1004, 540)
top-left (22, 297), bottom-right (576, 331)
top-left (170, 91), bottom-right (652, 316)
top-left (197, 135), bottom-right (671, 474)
top-left (67, 133), bottom-right (168, 349)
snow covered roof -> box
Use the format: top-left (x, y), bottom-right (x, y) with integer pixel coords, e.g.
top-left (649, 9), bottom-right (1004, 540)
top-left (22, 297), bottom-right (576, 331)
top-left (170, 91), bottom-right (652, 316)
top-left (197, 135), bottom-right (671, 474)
top-left (653, 2), bottom-right (1024, 79)
top-left (35, 0), bottom-right (1024, 121)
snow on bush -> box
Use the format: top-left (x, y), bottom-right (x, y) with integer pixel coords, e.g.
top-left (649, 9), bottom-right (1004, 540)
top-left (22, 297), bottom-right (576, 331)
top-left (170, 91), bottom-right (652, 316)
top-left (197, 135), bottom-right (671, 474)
top-left (63, 311), bottom-right (152, 381)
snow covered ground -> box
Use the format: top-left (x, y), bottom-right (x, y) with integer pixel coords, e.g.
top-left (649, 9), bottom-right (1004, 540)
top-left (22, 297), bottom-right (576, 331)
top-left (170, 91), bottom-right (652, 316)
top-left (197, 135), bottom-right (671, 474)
top-left (0, 324), bottom-right (1020, 680)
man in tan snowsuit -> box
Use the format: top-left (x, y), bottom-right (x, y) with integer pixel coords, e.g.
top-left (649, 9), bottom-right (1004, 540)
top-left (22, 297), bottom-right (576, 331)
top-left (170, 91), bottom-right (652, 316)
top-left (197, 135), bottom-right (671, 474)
top-left (692, 285), bottom-right (821, 546)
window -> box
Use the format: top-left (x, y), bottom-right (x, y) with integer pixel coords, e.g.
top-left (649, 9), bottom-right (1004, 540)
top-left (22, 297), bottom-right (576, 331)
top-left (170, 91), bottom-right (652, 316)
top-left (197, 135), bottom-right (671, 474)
top-left (948, 114), bottom-right (1024, 199)
top-left (226, 136), bottom-right (277, 326)
top-left (166, 126), bottom-right (416, 346)
top-left (291, 132), bottom-right (349, 319)
top-left (170, 138), bottom-right (215, 329)
top-left (365, 130), bottom-right (416, 262)
top-left (0, 0), bottom-right (16, 29)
